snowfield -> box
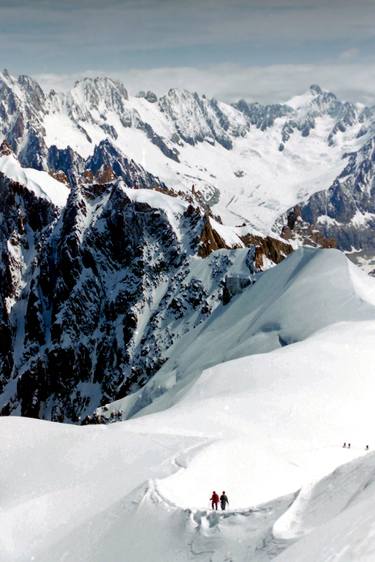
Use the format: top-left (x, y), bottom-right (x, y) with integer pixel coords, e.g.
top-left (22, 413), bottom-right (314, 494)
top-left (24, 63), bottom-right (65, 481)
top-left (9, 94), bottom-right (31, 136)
top-left (2, 248), bottom-right (375, 561)
top-left (3, 69), bottom-right (373, 235)
top-left (0, 153), bottom-right (69, 207)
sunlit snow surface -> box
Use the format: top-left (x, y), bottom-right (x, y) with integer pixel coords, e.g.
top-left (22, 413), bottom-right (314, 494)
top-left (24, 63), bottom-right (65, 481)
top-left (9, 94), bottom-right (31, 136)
top-left (42, 85), bottom-right (368, 232)
top-left (2, 248), bottom-right (375, 561)
top-left (0, 153), bottom-right (69, 207)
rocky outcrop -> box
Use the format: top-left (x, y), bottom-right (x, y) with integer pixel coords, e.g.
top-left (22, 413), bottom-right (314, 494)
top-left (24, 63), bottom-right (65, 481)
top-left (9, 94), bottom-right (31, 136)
top-left (234, 100), bottom-right (293, 131)
top-left (1, 161), bottom-right (278, 422)
top-left (159, 89), bottom-right (246, 149)
top-left (239, 233), bottom-right (293, 269)
top-left (85, 139), bottom-right (166, 188)
top-left (0, 172), bottom-right (58, 393)
top-left (285, 137), bottom-right (375, 260)
top-left (198, 212), bottom-right (293, 266)
top-left (0, 151), bottom-right (297, 423)
top-left (0, 70), bottom-right (47, 169)
top-left (197, 214), bottom-right (239, 257)
top-left (280, 206), bottom-right (336, 249)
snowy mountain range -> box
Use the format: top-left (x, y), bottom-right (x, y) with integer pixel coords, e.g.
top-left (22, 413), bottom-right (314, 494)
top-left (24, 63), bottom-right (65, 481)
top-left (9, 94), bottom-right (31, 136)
top-left (1, 67), bottom-right (375, 418)
top-left (1, 69), bottom-right (375, 264)
top-left (2, 68), bottom-right (375, 560)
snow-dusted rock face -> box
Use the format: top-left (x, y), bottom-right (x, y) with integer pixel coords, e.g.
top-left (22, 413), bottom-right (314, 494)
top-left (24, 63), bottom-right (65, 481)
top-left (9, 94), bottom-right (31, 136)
top-left (0, 70), bottom-right (48, 169)
top-left (0, 150), bottom-right (292, 422)
top-left (281, 135), bottom-right (375, 269)
top-left (85, 138), bottom-right (166, 188)
top-left (0, 172), bottom-right (58, 392)
top-left (301, 136), bottom-right (375, 225)
top-left (158, 89), bottom-right (245, 149)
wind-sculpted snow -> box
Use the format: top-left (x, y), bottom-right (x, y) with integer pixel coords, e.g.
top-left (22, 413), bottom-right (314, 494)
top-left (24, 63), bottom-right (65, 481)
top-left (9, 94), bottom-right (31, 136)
top-left (3, 291), bottom-right (375, 560)
top-left (102, 247), bottom-right (375, 420)
top-left (273, 453), bottom-right (375, 561)
top-left (0, 151), bottom-right (69, 207)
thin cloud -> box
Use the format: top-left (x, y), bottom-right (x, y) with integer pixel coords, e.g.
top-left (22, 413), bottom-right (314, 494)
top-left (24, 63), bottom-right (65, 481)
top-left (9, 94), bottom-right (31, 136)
top-left (339, 48), bottom-right (360, 61)
top-left (1, 1), bottom-right (375, 60)
top-left (35, 62), bottom-right (375, 106)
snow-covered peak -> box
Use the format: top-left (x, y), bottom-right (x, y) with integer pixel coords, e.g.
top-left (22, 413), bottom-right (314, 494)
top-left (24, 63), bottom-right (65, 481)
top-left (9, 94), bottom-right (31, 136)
top-left (309, 83), bottom-right (323, 95)
top-left (1, 69), bottom-right (375, 258)
top-left (17, 74), bottom-right (46, 106)
top-left (286, 84), bottom-right (333, 110)
top-left (0, 68), bottom-right (24, 105)
top-left (70, 76), bottom-right (129, 113)
top-left (0, 151), bottom-right (69, 207)
top-left (0, 68), bottom-right (46, 109)
top-left (286, 90), bottom-right (316, 110)
top-left (159, 88), bottom-right (235, 148)
top-left (285, 84), bottom-right (361, 122)
top-left (0, 68), bottom-right (16, 87)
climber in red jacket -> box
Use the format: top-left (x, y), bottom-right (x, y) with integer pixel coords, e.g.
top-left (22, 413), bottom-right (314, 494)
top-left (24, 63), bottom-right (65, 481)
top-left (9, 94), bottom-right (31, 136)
top-left (210, 491), bottom-right (219, 510)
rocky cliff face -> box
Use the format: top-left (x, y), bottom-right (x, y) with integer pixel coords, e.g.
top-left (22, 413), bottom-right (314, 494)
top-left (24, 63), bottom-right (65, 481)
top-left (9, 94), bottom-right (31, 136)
top-left (279, 136), bottom-right (375, 269)
top-left (0, 70), bottom-right (48, 169)
top-left (2, 70), bottom-right (375, 421)
top-left (0, 153), bottom-right (289, 422)
top-left (0, 172), bottom-right (58, 398)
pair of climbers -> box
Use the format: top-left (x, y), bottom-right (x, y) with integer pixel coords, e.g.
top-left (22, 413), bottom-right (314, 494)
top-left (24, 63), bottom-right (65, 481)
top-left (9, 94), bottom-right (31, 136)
top-left (210, 491), bottom-right (229, 511)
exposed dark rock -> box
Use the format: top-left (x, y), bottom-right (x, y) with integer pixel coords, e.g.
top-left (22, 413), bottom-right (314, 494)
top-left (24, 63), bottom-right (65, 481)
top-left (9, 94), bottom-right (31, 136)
top-left (240, 233), bottom-right (293, 269)
top-left (86, 138), bottom-right (166, 188)
top-left (291, 137), bottom-right (375, 257)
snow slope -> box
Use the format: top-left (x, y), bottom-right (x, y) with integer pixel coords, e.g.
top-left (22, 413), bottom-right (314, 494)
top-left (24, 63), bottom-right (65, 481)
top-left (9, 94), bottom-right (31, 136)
top-left (0, 153), bottom-right (69, 207)
top-left (111, 247), bottom-right (375, 419)
top-left (3, 248), bottom-right (375, 561)
top-left (274, 452), bottom-right (375, 561)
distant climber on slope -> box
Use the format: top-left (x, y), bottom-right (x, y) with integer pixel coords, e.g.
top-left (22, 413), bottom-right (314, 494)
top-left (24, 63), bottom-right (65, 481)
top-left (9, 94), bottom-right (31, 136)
top-left (210, 491), bottom-right (219, 510)
top-left (220, 491), bottom-right (229, 511)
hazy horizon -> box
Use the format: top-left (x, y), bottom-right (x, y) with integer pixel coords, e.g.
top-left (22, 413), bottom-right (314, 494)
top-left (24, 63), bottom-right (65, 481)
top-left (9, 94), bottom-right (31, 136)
top-left (1, 0), bottom-right (375, 104)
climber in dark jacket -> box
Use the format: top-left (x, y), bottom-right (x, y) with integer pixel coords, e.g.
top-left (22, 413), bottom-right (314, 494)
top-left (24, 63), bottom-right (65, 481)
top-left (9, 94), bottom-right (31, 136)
top-left (220, 491), bottom-right (229, 511)
top-left (210, 491), bottom-right (219, 510)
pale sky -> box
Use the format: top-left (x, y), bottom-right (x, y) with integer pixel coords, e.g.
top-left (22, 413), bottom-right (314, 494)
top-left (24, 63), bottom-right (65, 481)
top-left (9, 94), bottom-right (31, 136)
top-left (1, 0), bottom-right (375, 103)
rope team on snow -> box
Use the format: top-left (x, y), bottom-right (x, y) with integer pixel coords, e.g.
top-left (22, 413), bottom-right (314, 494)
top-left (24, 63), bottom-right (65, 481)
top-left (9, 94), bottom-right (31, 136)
top-left (210, 491), bottom-right (229, 511)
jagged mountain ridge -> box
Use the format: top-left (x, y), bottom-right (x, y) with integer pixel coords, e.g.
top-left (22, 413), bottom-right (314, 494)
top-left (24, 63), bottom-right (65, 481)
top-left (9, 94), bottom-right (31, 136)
top-left (1, 69), bottom-right (375, 244)
top-left (1, 68), bottom-right (375, 420)
top-left (287, 136), bottom-right (375, 271)
top-left (0, 146), bottom-right (292, 421)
